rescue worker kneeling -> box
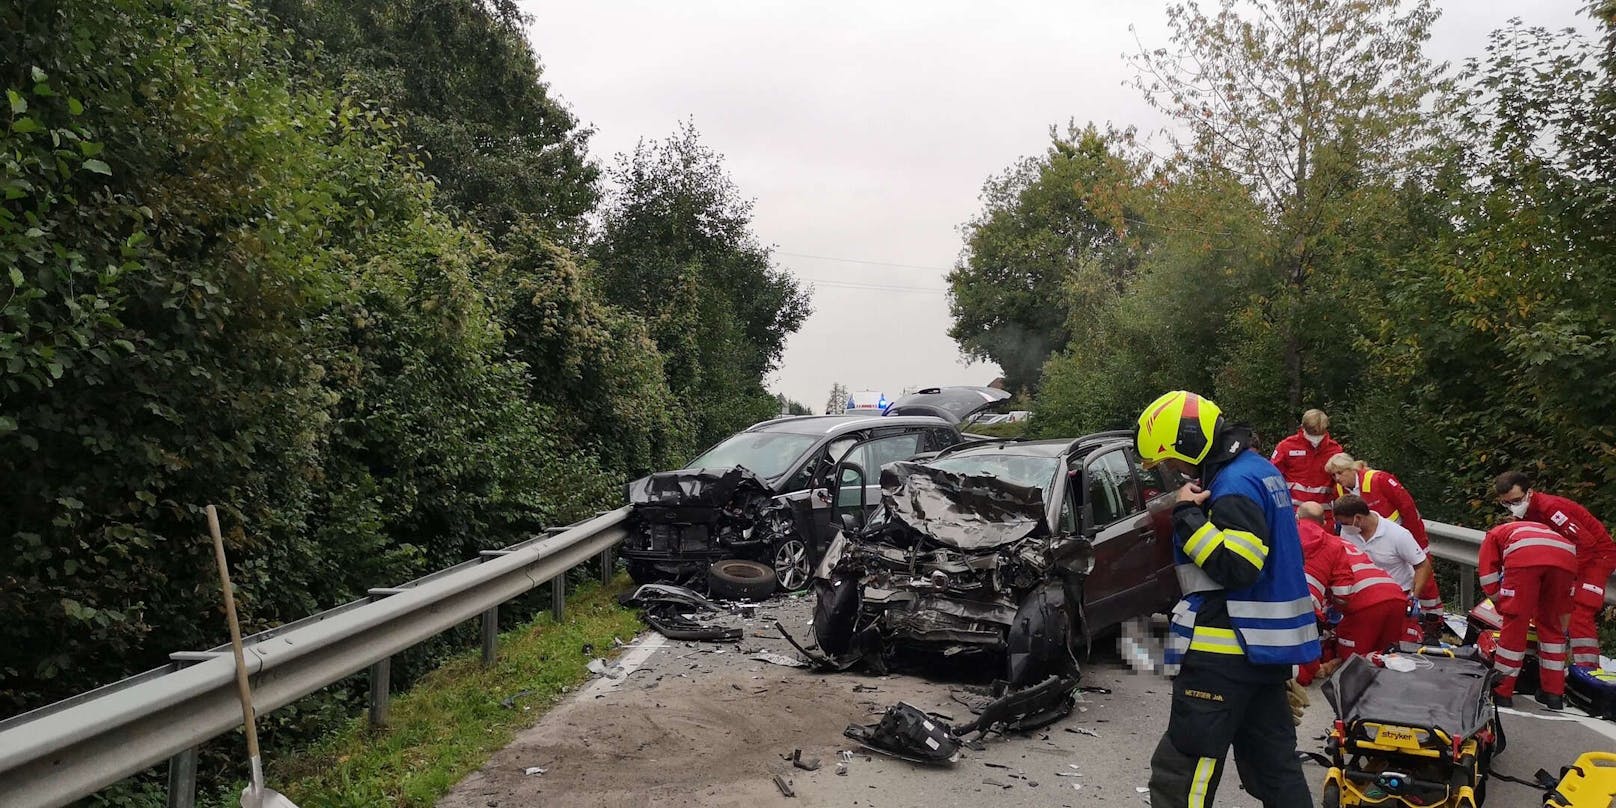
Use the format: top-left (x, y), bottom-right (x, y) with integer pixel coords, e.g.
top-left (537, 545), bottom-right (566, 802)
top-left (1136, 391), bottom-right (1319, 808)
top-left (1297, 502), bottom-right (1409, 679)
top-left (1479, 520), bottom-right (1578, 709)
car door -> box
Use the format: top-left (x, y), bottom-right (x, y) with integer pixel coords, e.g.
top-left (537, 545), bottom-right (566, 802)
top-left (1131, 455), bottom-right (1183, 610)
top-left (1076, 447), bottom-right (1158, 632)
top-left (826, 430), bottom-right (925, 531)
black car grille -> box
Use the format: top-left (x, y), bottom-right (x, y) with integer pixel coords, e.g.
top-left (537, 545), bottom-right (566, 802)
top-left (630, 523), bottom-right (710, 554)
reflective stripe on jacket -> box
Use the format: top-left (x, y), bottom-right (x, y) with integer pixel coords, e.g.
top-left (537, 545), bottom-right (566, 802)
top-left (1478, 520), bottom-right (1578, 598)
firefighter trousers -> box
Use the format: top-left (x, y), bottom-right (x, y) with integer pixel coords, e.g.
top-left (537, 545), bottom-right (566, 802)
top-left (1148, 658), bottom-right (1311, 808)
top-left (1570, 558), bottom-right (1615, 668)
top-left (1495, 565), bottom-right (1574, 697)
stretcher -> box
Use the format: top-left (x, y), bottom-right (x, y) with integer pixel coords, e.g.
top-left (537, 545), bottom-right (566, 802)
top-left (1542, 751), bottom-right (1616, 807)
top-left (1321, 644), bottom-right (1504, 807)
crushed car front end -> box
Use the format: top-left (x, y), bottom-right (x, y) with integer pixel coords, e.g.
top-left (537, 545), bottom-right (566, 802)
top-left (807, 461), bottom-right (1093, 686)
top-left (621, 466), bottom-right (791, 584)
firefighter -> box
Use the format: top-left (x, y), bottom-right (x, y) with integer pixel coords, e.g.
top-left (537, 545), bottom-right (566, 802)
top-left (1137, 391), bottom-right (1319, 808)
top-left (1478, 520), bottom-right (1578, 708)
top-left (1326, 453), bottom-right (1444, 638)
top-left (1495, 471), bottom-right (1615, 669)
top-left (1269, 409), bottom-right (1342, 514)
top-left (1297, 502), bottom-right (1410, 672)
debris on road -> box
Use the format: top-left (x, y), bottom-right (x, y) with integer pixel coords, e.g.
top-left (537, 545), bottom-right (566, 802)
top-left (844, 702), bottom-right (961, 764)
top-left (586, 658), bottom-right (623, 679)
top-left (752, 651), bottom-right (807, 668)
top-left (622, 583), bottom-right (743, 642)
top-left (982, 778), bottom-right (1013, 789)
top-left (522, 766), bottom-right (546, 776)
top-left (772, 773), bottom-right (796, 798)
top-left (1065, 726), bottom-right (1099, 737)
top-left (788, 748), bottom-right (821, 771)
top-left (952, 676), bottom-right (1077, 738)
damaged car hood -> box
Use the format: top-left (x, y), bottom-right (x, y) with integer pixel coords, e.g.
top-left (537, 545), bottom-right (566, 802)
top-left (879, 461), bottom-right (1048, 551)
top-left (626, 466), bottom-right (774, 506)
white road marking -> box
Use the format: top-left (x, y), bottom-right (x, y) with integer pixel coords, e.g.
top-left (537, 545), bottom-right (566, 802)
top-left (578, 631), bottom-right (668, 699)
top-left (1497, 705), bottom-right (1616, 743)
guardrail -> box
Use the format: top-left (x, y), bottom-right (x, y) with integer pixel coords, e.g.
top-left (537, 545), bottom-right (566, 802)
top-left (0, 507), bottom-right (629, 808)
top-left (1423, 519), bottom-right (1616, 609)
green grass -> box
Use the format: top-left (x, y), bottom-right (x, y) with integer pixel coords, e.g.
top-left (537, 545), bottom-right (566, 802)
top-left (271, 578), bottom-right (642, 807)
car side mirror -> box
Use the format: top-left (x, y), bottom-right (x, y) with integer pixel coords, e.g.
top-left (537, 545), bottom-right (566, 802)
top-left (839, 512), bottom-right (860, 534)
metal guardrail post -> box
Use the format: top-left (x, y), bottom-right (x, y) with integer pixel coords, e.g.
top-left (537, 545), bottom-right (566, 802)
top-left (164, 745), bottom-right (197, 808)
top-left (368, 656), bottom-right (391, 730)
top-left (1459, 568), bottom-right (1476, 612)
top-left (551, 578), bottom-right (565, 622)
top-left (481, 608), bottom-right (499, 667)
top-left (599, 548), bottom-right (613, 584)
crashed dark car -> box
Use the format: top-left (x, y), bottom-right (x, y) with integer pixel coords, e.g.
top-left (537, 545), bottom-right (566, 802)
top-left (799, 432), bottom-right (1181, 686)
top-left (621, 387), bottom-right (1010, 593)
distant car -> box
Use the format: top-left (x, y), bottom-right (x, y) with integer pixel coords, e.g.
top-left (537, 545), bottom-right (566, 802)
top-left (804, 432), bottom-right (1180, 685)
top-left (883, 385), bottom-right (1010, 426)
top-left (621, 389), bottom-right (1010, 592)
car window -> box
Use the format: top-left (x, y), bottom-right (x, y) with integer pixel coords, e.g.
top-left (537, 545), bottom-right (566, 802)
top-left (838, 434), bottom-right (922, 507)
top-left (1137, 460), bottom-right (1173, 502)
top-left (1058, 481), bottom-right (1078, 533)
top-left (1087, 449), bottom-right (1142, 526)
top-left (925, 427), bottom-right (959, 452)
top-left (685, 431), bottom-right (820, 479)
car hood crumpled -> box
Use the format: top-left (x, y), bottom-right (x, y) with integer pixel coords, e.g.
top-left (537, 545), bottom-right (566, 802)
top-left (879, 461), bottom-right (1047, 550)
top-left (626, 466), bottom-right (774, 507)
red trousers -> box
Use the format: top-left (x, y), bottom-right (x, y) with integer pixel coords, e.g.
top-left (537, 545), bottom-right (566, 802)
top-left (1570, 558), bottom-right (1614, 668)
top-left (1331, 599), bottom-right (1409, 661)
top-left (1494, 565), bottom-right (1575, 697)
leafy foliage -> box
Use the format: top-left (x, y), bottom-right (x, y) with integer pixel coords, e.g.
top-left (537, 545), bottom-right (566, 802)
top-left (592, 121), bottom-right (811, 448)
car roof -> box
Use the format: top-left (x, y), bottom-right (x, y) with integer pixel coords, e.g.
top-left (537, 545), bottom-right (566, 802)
top-left (746, 414), bottom-right (951, 436)
top-left (935, 430), bottom-right (1137, 460)
top-left (936, 438), bottom-right (1074, 458)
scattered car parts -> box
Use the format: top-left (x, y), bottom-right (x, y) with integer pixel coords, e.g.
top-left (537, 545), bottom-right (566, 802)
top-left (843, 702), bottom-right (961, 764)
top-left (621, 583), bottom-right (743, 642)
top-left (707, 559), bottom-right (776, 601)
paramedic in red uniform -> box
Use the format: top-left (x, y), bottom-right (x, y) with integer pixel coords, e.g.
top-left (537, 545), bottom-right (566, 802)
top-left (1478, 519), bottom-right (1578, 709)
top-left (1297, 503), bottom-right (1409, 674)
top-left (1327, 453), bottom-right (1444, 639)
top-left (1270, 409), bottom-right (1341, 514)
top-left (1495, 471), bottom-right (1615, 669)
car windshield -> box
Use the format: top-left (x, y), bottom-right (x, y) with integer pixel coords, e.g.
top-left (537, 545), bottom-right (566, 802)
top-left (685, 431), bottom-right (820, 479)
top-left (926, 453), bottom-right (1061, 502)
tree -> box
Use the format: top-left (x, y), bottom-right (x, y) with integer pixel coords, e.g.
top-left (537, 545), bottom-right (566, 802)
top-left (1131, 0), bottom-right (1446, 410)
top-left (772, 393), bottom-right (813, 416)
top-left (591, 121), bottom-right (811, 445)
top-left (260, 0), bottom-right (600, 244)
top-left (825, 382), bottom-right (849, 414)
top-left (949, 123), bottom-right (1142, 393)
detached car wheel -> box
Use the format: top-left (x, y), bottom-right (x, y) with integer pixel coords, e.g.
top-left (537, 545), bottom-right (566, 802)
top-left (772, 537), bottom-right (812, 592)
top-left (708, 559), bottom-right (776, 601)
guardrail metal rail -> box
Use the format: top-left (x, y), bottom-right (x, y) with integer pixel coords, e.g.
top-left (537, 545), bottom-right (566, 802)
top-left (1425, 519), bottom-right (1616, 611)
top-left (0, 507), bottom-right (628, 808)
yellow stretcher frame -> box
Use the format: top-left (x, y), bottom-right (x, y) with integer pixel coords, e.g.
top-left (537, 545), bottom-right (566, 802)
top-left (1544, 751), bottom-right (1616, 808)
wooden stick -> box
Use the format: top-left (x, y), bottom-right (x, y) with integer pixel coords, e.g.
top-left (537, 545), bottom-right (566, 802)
top-left (207, 504), bottom-right (265, 793)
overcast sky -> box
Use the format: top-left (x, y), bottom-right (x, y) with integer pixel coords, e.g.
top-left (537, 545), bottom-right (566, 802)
top-left (520, 0), bottom-right (1596, 414)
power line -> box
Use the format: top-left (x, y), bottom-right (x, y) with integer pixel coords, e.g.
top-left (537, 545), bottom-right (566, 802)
top-left (775, 250), bottom-right (955, 273)
top-left (797, 277), bottom-right (950, 295)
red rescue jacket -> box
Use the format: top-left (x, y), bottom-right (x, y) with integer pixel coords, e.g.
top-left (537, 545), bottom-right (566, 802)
top-left (1478, 521), bottom-right (1578, 599)
top-left (1524, 491), bottom-right (1615, 566)
top-left (1270, 429), bottom-right (1342, 507)
top-left (1335, 467), bottom-right (1428, 548)
top-left (1300, 519), bottom-right (1406, 617)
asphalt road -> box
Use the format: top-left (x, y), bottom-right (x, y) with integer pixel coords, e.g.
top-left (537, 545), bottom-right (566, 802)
top-left (439, 594), bottom-right (1616, 807)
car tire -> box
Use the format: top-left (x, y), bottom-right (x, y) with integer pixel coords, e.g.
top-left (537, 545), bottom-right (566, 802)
top-left (708, 559), bottom-right (776, 601)
top-left (1321, 781), bottom-right (1341, 808)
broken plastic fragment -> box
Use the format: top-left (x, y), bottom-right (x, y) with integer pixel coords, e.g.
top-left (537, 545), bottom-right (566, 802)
top-left (752, 651), bottom-right (808, 668)
top-left (586, 658), bottom-right (624, 679)
top-left (523, 767), bottom-right (546, 776)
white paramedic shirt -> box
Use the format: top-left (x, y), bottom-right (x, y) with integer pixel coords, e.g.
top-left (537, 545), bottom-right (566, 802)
top-left (1345, 518), bottom-right (1426, 593)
